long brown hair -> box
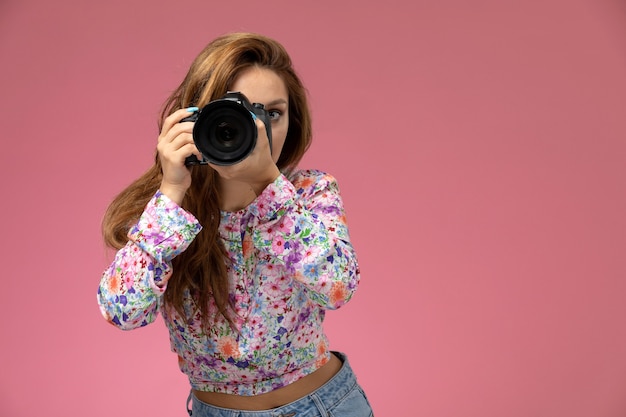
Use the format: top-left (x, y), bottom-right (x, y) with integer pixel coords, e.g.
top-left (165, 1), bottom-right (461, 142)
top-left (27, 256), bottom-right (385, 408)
top-left (102, 33), bottom-right (312, 326)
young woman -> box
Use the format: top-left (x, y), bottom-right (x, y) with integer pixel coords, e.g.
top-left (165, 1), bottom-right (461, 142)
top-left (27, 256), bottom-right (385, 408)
top-left (98, 32), bottom-right (373, 416)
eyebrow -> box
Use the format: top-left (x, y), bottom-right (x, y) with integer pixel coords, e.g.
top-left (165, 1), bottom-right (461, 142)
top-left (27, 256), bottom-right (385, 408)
top-left (265, 98), bottom-right (288, 107)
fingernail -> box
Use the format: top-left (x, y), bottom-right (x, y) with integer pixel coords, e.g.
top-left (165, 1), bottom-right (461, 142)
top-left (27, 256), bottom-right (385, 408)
top-left (186, 107), bottom-right (199, 112)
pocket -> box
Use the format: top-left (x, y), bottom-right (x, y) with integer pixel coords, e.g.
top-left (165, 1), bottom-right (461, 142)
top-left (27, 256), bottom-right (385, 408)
top-left (328, 385), bottom-right (374, 417)
top-left (357, 386), bottom-right (374, 415)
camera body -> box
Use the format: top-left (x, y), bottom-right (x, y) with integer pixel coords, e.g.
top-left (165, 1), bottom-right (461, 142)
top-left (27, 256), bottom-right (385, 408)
top-left (183, 92), bottom-right (273, 166)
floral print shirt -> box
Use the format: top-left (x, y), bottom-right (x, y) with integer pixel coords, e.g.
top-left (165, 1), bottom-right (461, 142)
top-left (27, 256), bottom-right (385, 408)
top-left (97, 170), bottom-right (360, 395)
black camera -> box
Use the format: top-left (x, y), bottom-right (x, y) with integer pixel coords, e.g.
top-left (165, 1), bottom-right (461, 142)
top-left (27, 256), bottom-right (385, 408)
top-left (182, 92), bottom-right (272, 166)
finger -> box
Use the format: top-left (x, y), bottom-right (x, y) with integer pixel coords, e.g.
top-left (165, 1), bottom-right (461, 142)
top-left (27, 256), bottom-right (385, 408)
top-left (160, 146), bottom-right (200, 173)
top-left (167, 131), bottom-right (194, 150)
top-left (159, 120), bottom-right (194, 145)
top-left (172, 143), bottom-right (201, 164)
top-left (252, 118), bottom-right (272, 155)
top-left (160, 107), bottom-right (199, 141)
top-left (255, 117), bottom-right (268, 137)
top-left (163, 129), bottom-right (200, 157)
top-left (158, 135), bottom-right (195, 163)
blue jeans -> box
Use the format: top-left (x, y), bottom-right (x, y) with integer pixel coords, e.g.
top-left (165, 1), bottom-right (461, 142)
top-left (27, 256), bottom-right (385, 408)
top-left (186, 352), bottom-right (373, 417)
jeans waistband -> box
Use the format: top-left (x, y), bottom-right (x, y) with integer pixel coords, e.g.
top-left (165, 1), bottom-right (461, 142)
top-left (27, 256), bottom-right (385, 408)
top-left (308, 351), bottom-right (357, 406)
top-left (187, 351), bottom-right (358, 416)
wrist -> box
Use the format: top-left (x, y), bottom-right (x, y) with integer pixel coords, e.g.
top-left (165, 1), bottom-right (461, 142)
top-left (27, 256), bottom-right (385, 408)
top-left (249, 167), bottom-right (281, 196)
top-left (159, 183), bottom-right (187, 205)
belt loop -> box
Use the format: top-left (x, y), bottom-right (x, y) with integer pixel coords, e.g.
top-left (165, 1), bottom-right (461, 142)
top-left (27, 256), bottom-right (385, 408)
top-left (309, 393), bottom-right (328, 416)
top-left (186, 390), bottom-right (193, 416)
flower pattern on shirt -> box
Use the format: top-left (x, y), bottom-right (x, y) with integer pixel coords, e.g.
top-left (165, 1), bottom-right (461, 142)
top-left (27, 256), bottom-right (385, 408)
top-left (97, 170), bottom-right (360, 395)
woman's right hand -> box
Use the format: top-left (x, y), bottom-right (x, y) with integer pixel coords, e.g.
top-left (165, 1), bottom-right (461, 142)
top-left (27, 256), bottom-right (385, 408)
top-left (156, 108), bottom-right (202, 205)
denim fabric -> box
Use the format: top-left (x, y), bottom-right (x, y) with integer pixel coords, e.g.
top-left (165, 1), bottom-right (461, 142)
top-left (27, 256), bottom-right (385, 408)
top-left (186, 352), bottom-right (373, 417)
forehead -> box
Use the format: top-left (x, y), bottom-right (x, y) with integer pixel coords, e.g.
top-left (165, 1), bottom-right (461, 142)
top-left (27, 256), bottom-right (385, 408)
top-left (229, 67), bottom-right (288, 106)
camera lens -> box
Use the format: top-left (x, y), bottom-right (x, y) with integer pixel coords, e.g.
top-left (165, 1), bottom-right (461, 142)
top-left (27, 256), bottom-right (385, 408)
top-left (192, 101), bottom-right (256, 165)
top-left (216, 122), bottom-right (238, 144)
top-left (211, 113), bottom-right (245, 149)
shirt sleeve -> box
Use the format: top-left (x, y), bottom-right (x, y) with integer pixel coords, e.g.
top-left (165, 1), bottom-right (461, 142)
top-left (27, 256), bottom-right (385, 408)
top-left (97, 191), bottom-right (202, 330)
top-left (247, 170), bottom-right (360, 309)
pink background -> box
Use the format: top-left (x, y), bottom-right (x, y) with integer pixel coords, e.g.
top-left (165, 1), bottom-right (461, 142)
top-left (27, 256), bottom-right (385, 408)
top-left (1, 0), bottom-right (625, 416)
